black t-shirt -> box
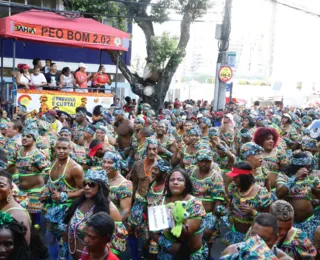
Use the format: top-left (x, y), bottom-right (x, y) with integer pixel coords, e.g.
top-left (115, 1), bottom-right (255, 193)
top-left (44, 72), bottom-right (59, 90)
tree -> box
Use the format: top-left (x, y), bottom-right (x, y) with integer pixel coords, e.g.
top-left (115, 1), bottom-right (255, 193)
top-left (63, 0), bottom-right (212, 112)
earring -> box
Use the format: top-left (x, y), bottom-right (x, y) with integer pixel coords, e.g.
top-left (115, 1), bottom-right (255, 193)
top-left (7, 192), bottom-right (12, 203)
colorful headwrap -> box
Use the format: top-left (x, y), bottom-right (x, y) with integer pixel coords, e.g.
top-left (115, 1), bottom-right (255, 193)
top-left (94, 121), bottom-right (106, 128)
top-left (103, 151), bottom-right (123, 170)
top-left (219, 235), bottom-right (278, 260)
top-left (301, 138), bottom-right (317, 150)
top-left (302, 116), bottom-right (312, 125)
top-left (0, 160), bottom-right (7, 170)
top-left (41, 114), bottom-right (52, 123)
top-left (260, 120), bottom-right (269, 128)
top-left (142, 103), bottom-right (151, 111)
top-left (162, 109), bottom-right (172, 116)
top-left (153, 160), bottom-right (172, 174)
top-left (24, 118), bottom-right (38, 129)
top-left (59, 128), bottom-right (72, 136)
top-left (145, 136), bottom-right (159, 147)
top-left (196, 148), bottom-right (213, 162)
top-left (23, 128), bottom-right (39, 141)
top-left (208, 127), bottom-right (219, 138)
top-left (292, 120), bottom-right (303, 131)
top-left (96, 125), bottom-right (108, 133)
top-left (112, 109), bottom-right (124, 116)
top-left (200, 117), bottom-right (212, 128)
top-left (0, 212), bottom-right (13, 226)
top-left (76, 110), bottom-right (87, 117)
top-left (188, 126), bottom-right (202, 137)
top-left (240, 142), bottom-right (263, 160)
top-left (18, 105), bottom-right (27, 114)
top-left (84, 125), bottom-right (96, 136)
top-left (84, 169), bottom-right (108, 183)
top-left (37, 120), bottom-right (50, 133)
top-left (308, 109), bottom-right (316, 117)
top-left (195, 141), bottom-right (211, 150)
top-left (0, 123), bottom-right (7, 130)
top-left (176, 117), bottom-right (185, 123)
top-left (135, 116), bottom-right (145, 126)
top-left (291, 154), bottom-right (313, 166)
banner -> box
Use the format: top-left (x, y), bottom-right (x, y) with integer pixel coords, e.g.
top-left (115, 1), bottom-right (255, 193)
top-left (13, 22), bottom-right (123, 48)
top-left (17, 90), bottom-right (114, 115)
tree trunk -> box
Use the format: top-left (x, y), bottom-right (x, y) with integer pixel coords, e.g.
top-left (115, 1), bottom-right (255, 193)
top-left (108, 3), bottom-right (193, 112)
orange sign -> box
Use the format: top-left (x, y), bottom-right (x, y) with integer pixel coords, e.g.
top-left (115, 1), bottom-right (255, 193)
top-left (218, 66), bottom-right (233, 83)
top-left (13, 22), bottom-right (123, 48)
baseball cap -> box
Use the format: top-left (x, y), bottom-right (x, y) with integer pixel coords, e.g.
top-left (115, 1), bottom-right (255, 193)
top-left (227, 167), bottom-right (252, 178)
top-left (79, 62), bottom-right (87, 69)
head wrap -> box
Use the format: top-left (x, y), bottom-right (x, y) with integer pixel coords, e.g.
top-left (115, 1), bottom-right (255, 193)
top-left (76, 110), bottom-right (87, 117)
top-left (0, 123), bottom-right (7, 130)
top-left (84, 169), bottom-right (108, 183)
top-left (112, 109), bottom-right (124, 116)
top-left (84, 125), bottom-right (96, 136)
top-left (23, 128), bottom-right (39, 141)
top-left (96, 125), bottom-right (108, 133)
top-left (188, 126), bottom-right (202, 137)
top-left (147, 110), bottom-right (155, 118)
top-left (301, 138), bottom-right (317, 150)
top-left (219, 235), bottom-right (278, 260)
top-left (17, 105), bottom-right (27, 114)
top-left (270, 200), bottom-right (294, 221)
top-left (153, 160), bottom-right (172, 174)
top-left (303, 128), bottom-right (311, 135)
top-left (240, 142), bottom-right (263, 160)
top-left (41, 113), bottom-right (52, 123)
top-left (162, 109), bottom-right (172, 116)
top-left (176, 117), bottom-right (185, 124)
top-left (24, 118), bottom-right (37, 129)
top-left (302, 116), bottom-right (312, 125)
top-left (199, 117), bottom-right (212, 128)
top-left (145, 136), bottom-right (159, 146)
top-left (142, 103), bottom-right (151, 111)
top-left (135, 117), bottom-right (145, 126)
top-left (103, 151), bottom-right (123, 170)
top-left (59, 128), bottom-right (72, 136)
top-left (271, 115), bottom-right (281, 127)
top-left (308, 109), bottom-right (316, 117)
top-left (291, 154), bottom-right (313, 166)
top-left (0, 160), bottom-right (7, 170)
top-left (240, 129), bottom-right (251, 139)
top-left (37, 120), bottom-right (50, 134)
top-left (196, 148), bottom-right (213, 162)
top-left (208, 127), bottom-right (219, 138)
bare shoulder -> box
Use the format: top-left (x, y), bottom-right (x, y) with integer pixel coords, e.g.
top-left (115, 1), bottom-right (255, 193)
top-left (68, 158), bottom-right (84, 175)
top-left (109, 201), bottom-right (122, 221)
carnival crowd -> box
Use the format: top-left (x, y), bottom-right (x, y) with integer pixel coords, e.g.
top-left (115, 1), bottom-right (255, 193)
top-left (0, 98), bottom-right (319, 260)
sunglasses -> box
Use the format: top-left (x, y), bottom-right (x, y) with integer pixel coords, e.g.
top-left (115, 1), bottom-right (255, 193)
top-left (83, 181), bottom-right (97, 188)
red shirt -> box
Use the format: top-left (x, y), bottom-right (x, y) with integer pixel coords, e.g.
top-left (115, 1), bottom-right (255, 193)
top-left (81, 247), bottom-right (119, 260)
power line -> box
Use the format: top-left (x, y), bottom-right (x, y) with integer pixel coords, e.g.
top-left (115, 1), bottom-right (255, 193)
top-left (265, 0), bottom-right (320, 18)
top-left (0, 1), bottom-right (214, 22)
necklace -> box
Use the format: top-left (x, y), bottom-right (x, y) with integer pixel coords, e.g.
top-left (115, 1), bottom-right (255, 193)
top-left (109, 174), bottom-right (119, 182)
top-left (239, 185), bottom-right (254, 197)
top-left (144, 159), bottom-right (154, 177)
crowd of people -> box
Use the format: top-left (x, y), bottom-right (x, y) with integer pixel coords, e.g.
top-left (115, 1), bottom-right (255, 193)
top-left (15, 58), bottom-right (112, 93)
top-left (0, 98), bottom-right (320, 259)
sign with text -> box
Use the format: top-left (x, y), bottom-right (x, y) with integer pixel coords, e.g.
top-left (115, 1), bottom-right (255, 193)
top-left (13, 22), bottom-right (123, 48)
top-left (219, 66), bottom-right (233, 83)
top-left (148, 206), bottom-right (170, 231)
top-left (17, 90), bottom-right (114, 114)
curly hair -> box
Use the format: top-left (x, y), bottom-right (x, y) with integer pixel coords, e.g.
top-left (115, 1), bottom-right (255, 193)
top-left (253, 127), bottom-right (279, 148)
top-left (0, 218), bottom-right (32, 260)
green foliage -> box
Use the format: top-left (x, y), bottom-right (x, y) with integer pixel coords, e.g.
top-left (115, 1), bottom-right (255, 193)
top-left (151, 32), bottom-right (183, 70)
top-left (71, 0), bottom-right (128, 31)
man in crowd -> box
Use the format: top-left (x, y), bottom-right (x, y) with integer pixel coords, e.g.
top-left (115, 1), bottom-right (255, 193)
top-left (44, 62), bottom-right (59, 90)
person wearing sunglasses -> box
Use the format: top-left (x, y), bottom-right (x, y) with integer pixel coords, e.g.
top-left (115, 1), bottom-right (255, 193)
top-left (40, 137), bottom-right (84, 260)
top-left (64, 169), bottom-right (127, 259)
top-left (276, 152), bottom-right (320, 243)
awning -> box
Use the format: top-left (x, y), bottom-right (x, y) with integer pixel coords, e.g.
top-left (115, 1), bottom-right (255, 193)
top-left (0, 9), bottom-right (130, 51)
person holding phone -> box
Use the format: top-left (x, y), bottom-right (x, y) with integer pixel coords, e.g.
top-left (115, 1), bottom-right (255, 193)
top-left (92, 65), bottom-right (112, 93)
top-left (276, 152), bottom-right (320, 243)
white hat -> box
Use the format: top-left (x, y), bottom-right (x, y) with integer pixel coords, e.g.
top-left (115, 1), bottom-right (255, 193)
top-left (283, 113), bottom-right (292, 121)
top-left (79, 62), bottom-right (87, 69)
top-left (197, 113), bottom-right (203, 118)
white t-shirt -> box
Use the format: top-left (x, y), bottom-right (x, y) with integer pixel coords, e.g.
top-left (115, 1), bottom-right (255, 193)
top-left (31, 73), bottom-right (47, 90)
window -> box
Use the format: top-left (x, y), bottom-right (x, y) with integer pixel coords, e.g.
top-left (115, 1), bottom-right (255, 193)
top-left (11, 0), bottom-right (26, 15)
top-left (28, 0), bottom-right (41, 6)
top-left (0, 7), bottom-right (9, 18)
top-left (42, 0), bottom-right (56, 8)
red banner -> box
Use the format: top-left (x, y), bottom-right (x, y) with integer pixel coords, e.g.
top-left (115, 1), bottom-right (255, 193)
top-left (13, 22), bottom-right (123, 48)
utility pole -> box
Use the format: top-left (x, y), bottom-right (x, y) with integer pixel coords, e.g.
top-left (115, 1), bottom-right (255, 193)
top-left (213, 0), bottom-right (233, 110)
